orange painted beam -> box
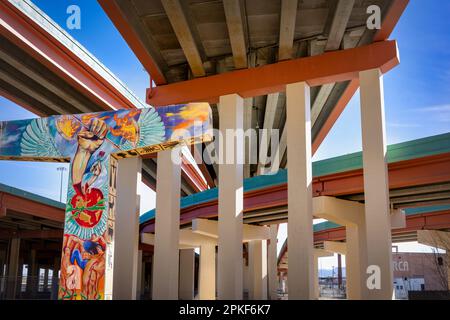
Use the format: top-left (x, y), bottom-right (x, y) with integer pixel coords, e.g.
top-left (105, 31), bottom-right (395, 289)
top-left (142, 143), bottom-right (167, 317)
top-left (147, 40), bottom-right (399, 106)
top-left (314, 153), bottom-right (450, 197)
top-left (198, 162), bottom-right (215, 188)
top-left (141, 176), bottom-right (156, 192)
top-left (0, 1), bottom-right (137, 111)
top-left (277, 209), bottom-right (450, 265)
top-left (315, 210), bottom-right (450, 242)
top-left (0, 88), bottom-right (47, 118)
top-left (141, 152), bottom-right (450, 233)
top-left (0, 191), bottom-right (64, 222)
top-left (190, 144), bottom-right (216, 188)
top-left (181, 158), bottom-right (209, 192)
top-left (98, 0), bottom-right (167, 85)
top-left (139, 243), bottom-right (154, 253)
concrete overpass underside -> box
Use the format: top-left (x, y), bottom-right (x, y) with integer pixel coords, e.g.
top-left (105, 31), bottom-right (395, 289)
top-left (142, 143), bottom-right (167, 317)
top-left (3, 0), bottom-right (449, 301)
top-left (0, 0), bottom-right (208, 196)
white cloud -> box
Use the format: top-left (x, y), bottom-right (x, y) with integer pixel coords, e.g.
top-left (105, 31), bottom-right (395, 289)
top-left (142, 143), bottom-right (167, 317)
top-left (0, 133), bottom-right (20, 149)
top-left (387, 122), bottom-right (422, 128)
top-left (417, 104), bottom-right (450, 122)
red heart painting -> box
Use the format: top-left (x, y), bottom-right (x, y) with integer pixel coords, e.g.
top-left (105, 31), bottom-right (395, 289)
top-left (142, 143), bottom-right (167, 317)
top-left (70, 185), bottom-right (104, 228)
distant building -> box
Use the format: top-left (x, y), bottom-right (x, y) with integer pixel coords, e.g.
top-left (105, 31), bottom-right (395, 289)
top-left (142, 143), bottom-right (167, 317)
top-left (393, 252), bottom-right (448, 299)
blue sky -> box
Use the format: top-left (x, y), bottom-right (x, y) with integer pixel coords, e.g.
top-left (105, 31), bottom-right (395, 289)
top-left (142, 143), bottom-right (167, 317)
top-left (0, 1), bottom-right (449, 221)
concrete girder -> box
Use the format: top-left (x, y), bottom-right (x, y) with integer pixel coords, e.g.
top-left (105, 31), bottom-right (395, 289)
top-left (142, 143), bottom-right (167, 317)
top-left (192, 219), bottom-right (270, 242)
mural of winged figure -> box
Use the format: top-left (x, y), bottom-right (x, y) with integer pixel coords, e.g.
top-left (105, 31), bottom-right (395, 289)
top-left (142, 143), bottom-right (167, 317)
top-left (0, 103), bottom-right (212, 300)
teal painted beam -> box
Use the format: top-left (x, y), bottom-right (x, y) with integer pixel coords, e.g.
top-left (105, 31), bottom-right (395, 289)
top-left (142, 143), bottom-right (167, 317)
top-left (140, 132), bottom-right (450, 224)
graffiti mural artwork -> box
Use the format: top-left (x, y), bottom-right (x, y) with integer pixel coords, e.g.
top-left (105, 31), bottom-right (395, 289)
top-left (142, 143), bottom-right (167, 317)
top-left (0, 103), bottom-right (212, 300)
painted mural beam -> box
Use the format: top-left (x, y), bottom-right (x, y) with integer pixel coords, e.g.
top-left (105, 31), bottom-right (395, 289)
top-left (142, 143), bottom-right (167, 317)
top-left (0, 103), bottom-right (212, 300)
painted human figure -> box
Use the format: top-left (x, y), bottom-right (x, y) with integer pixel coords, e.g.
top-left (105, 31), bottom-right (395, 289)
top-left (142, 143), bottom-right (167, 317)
top-left (70, 118), bottom-right (107, 228)
top-left (61, 118), bottom-right (108, 299)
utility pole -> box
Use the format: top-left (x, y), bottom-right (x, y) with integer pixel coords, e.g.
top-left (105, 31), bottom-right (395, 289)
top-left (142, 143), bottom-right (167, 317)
top-left (56, 167), bottom-right (67, 202)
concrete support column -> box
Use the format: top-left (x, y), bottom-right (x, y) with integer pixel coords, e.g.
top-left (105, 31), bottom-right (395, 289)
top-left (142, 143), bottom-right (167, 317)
top-left (313, 250), bottom-right (334, 299)
top-left (282, 273), bottom-right (288, 293)
top-left (248, 240), bottom-right (268, 300)
top-left (346, 224), bottom-right (368, 299)
top-left (279, 272), bottom-right (284, 293)
top-left (51, 256), bottom-right (60, 300)
top-left (218, 94), bottom-right (244, 300)
top-left (153, 148), bottom-right (182, 299)
top-left (313, 256), bottom-right (320, 299)
top-left (141, 256), bottom-right (146, 298)
top-left (179, 249), bottom-right (195, 300)
top-left (136, 250), bottom-right (143, 300)
top-left (286, 81), bottom-right (314, 299)
top-left (359, 68), bottom-right (393, 299)
top-left (149, 256), bottom-right (153, 297)
top-left (337, 254), bottom-right (342, 289)
top-left (0, 250), bottom-right (4, 277)
top-left (267, 225), bottom-right (278, 300)
top-left (243, 97), bottom-right (253, 179)
top-left (6, 238), bottom-right (20, 299)
top-left (26, 249), bottom-right (36, 295)
top-left (243, 247), bottom-right (249, 297)
top-left (112, 157), bottom-right (142, 300)
top-left (199, 243), bottom-right (216, 300)
top-left (17, 259), bottom-right (24, 296)
top-left (31, 251), bottom-right (38, 296)
top-left (43, 268), bottom-right (49, 292)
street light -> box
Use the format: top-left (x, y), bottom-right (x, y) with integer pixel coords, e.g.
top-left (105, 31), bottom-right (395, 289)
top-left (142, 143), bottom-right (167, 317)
top-left (56, 167), bottom-right (67, 202)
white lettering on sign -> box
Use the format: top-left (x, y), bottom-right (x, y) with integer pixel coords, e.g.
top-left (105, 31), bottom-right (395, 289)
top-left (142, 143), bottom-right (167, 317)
top-left (393, 260), bottom-right (409, 272)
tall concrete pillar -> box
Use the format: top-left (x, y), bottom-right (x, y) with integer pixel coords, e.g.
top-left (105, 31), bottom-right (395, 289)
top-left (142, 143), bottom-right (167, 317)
top-left (17, 259), bottom-right (24, 297)
top-left (217, 94), bottom-right (244, 300)
top-left (31, 251), bottom-right (38, 296)
top-left (279, 272), bottom-right (284, 293)
top-left (6, 238), bottom-right (20, 299)
top-left (179, 249), bottom-right (195, 300)
top-left (359, 68), bottom-right (393, 299)
top-left (149, 255), bottom-right (153, 298)
top-left (141, 256), bottom-right (146, 298)
top-left (43, 268), bottom-right (49, 292)
top-left (26, 249), bottom-right (36, 296)
top-left (346, 224), bottom-right (368, 299)
top-left (313, 249), bottom-right (334, 299)
top-left (199, 243), bottom-right (216, 300)
top-left (286, 81), bottom-right (314, 299)
top-left (267, 225), bottom-right (278, 300)
top-left (243, 247), bottom-right (249, 298)
top-left (313, 256), bottom-right (320, 299)
top-left (112, 157), bottom-right (142, 300)
top-left (0, 250), bottom-right (4, 277)
top-left (337, 254), bottom-right (342, 289)
top-left (153, 148), bottom-right (181, 299)
top-left (136, 250), bottom-right (143, 300)
top-left (282, 272), bottom-right (288, 293)
top-left (248, 240), bottom-right (268, 300)
top-left (51, 256), bottom-right (60, 300)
